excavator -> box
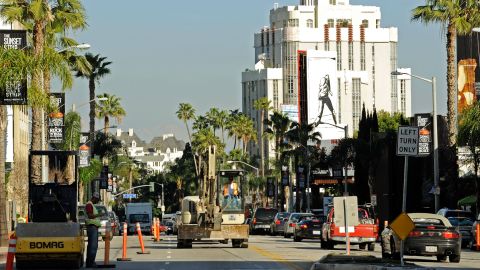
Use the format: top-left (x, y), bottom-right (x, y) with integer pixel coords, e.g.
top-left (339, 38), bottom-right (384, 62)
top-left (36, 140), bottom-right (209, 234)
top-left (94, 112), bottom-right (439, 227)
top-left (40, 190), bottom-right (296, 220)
top-left (177, 146), bottom-right (249, 248)
top-left (15, 151), bottom-right (84, 269)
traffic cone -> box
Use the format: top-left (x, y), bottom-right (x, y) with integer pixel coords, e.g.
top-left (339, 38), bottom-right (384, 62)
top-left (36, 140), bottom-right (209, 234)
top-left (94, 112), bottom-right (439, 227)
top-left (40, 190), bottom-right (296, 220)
top-left (97, 224), bottom-right (115, 268)
top-left (153, 218), bottom-right (158, 242)
top-left (136, 222), bottom-right (150, 254)
top-left (117, 223), bottom-right (131, 261)
top-left (5, 233), bottom-right (16, 270)
top-left (476, 223), bottom-right (480, 251)
top-left (156, 218), bottom-right (161, 242)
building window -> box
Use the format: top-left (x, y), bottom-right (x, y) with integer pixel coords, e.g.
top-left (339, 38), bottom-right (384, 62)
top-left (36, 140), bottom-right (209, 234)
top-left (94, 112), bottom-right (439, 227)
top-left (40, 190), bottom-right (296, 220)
top-left (337, 19), bottom-right (351, 28)
top-left (283, 20), bottom-right (288, 27)
top-left (376, 19), bottom-right (380, 28)
top-left (352, 78), bottom-right (361, 131)
top-left (288, 76), bottom-right (294, 94)
top-left (362, 19), bottom-right (368, 28)
top-left (348, 42), bottom-right (353, 70)
top-left (288, 19), bottom-right (299, 27)
top-left (306, 19), bottom-right (313, 28)
top-left (336, 42), bottom-right (342, 71)
top-left (400, 79), bottom-right (406, 115)
top-left (273, 79), bottom-right (279, 110)
top-left (360, 43), bottom-right (366, 71)
top-left (328, 19), bottom-right (334, 28)
top-left (329, 0), bottom-right (336, 4)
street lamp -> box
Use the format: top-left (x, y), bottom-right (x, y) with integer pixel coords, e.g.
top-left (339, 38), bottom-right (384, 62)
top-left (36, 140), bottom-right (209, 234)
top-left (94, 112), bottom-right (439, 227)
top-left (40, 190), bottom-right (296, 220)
top-left (57, 43), bottom-right (91, 53)
top-left (71, 97), bottom-right (107, 112)
top-left (226, 160), bottom-right (259, 177)
top-left (391, 70), bottom-right (439, 212)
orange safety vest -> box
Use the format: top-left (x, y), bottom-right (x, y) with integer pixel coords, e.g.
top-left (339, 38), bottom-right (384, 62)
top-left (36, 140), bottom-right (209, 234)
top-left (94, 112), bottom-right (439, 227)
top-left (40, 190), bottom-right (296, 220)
top-left (223, 182), bottom-right (239, 196)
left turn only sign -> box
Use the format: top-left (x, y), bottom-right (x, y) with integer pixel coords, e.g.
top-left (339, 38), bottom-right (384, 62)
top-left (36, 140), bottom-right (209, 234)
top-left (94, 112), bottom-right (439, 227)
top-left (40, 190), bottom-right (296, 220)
top-left (396, 126), bottom-right (419, 156)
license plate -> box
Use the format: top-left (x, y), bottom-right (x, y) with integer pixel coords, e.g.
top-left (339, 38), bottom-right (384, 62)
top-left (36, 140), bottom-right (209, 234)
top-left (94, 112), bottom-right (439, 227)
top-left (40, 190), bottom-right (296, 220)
top-left (313, 230), bottom-right (320, 235)
top-left (229, 215), bottom-right (236, 221)
top-left (425, 246), bottom-right (437, 253)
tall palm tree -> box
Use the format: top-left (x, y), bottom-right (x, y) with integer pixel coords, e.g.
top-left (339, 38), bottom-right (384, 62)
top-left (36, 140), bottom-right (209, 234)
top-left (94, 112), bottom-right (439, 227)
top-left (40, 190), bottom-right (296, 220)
top-left (205, 107), bottom-right (221, 136)
top-left (176, 103), bottom-right (198, 176)
top-left (237, 114), bottom-right (257, 155)
top-left (218, 110), bottom-right (229, 145)
top-left (254, 97), bottom-right (273, 178)
top-left (412, 0), bottom-right (480, 147)
top-left (75, 53), bottom-right (112, 153)
top-left (96, 93), bottom-right (126, 134)
top-left (265, 112), bottom-right (292, 170)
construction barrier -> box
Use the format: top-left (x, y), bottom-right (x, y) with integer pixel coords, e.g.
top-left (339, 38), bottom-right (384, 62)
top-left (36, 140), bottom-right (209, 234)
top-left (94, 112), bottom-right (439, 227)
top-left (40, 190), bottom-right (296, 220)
top-left (136, 222), bottom-right (150, 254)
top-left (477, 223), bottom-right (480, 251)
top-left (155, 218), bottom-right (161, 242)
top-left (5, 233), bottom-right (16, 270)
top-left (117, 223), bottom-right (131, 261)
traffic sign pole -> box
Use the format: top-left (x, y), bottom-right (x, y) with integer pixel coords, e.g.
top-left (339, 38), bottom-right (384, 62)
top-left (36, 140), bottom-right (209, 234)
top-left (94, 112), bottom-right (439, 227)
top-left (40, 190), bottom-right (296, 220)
top-left (400, 155), bottom-right (408, 266)
top-left (344, 198), bottom-right (350, 255)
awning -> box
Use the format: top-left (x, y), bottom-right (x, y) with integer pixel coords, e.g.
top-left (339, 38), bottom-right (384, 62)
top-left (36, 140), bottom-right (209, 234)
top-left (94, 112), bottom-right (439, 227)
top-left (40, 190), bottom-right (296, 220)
top-left (457, 195), bottom-right (477, 206)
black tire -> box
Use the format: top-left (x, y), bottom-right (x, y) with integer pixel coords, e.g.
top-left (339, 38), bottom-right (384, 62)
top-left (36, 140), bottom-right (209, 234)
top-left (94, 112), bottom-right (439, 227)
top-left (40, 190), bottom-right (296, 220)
top-left (293, 236), bottom-right (302, 242)
top-left (241, 241), bottom-right (249, 248)
top-left (359, 243), bottom-right (367, 250)
top-left (284, 233), bottom-right (289, 238)
top-left (390, 239), bottom-right (400, 260)
top-left (321, 239), bottom-right (328, 249)
top-left (449, 254), bottom-right (460, 263)
top-left (232, 239), bottom-right (242, 248)
top-left (327, 240), bottom-right (335, 249)
top-left (368, 242), bottom-right (375, 251)
top-left (220, 239), bottom-right (228, 244)
top-left (437, 255), bottom-right (447, 262)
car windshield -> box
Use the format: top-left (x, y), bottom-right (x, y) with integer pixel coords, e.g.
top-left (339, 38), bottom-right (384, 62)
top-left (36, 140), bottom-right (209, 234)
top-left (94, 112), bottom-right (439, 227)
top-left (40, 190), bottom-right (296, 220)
top-left (445, 211), bottom-right (472, 219)
top-left (276, 212), bottom-right (290, 219)
top-left (219, 174), bottom-right (243, 212)
top-left (129, 214), bottom-right (149, 223)
top-left (448, 217), bottom-right (473, 227)
top-left (291, 213), bottom-right (312, 222)
top-left (255, 208), bottom-right (278, 219)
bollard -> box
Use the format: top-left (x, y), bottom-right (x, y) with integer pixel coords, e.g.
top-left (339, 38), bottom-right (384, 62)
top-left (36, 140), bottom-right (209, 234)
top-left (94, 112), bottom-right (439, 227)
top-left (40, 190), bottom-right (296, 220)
top-left (153, 218), bottom-right (158, 242)
top-left (97, 223), bottom-right (115, 268)
top-left (117, 223), bottom-right (131, 261)
top-left (156, 218), bottom-right (161, 242)
top-left (136, 222), bottom-right (150, 254)
top-left (476, 223), bottom-right (480, 251)
top-left (5, 233), bottom-right (16, 270)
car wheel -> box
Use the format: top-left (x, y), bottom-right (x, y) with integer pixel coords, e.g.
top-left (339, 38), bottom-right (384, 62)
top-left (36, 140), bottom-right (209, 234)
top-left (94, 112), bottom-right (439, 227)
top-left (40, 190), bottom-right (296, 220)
top-left (327, 240), bottom-right (335, 249)
top-left (436, 255), bottom-right (447, 262)
top-left (359, 243), bottom-right (366, 250)
top-left (390, 238), bottom-right (400, 260)
top-left (284, 233), bottom-right (289, 238)
top-left (368, 243), bottom-right (375, 251)
top-left (321, 239), bottom-right (328, 249)
top-left (293, 236), bottom-right (302, 242)
top-left (449, 254), bottom-right (460, 263)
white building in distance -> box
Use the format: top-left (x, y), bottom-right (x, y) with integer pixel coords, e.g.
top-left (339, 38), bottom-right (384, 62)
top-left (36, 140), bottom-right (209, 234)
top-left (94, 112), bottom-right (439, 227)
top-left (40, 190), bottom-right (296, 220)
top-left (242, 0), bottom-right (412, 164)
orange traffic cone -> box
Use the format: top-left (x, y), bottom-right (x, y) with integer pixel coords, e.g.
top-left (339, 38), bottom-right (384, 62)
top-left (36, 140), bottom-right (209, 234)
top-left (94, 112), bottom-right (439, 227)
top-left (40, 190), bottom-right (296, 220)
top-left (117, 223), bottom-right (131, 261)
top-left (156, 218), bottom-right (161, 242)
top-left (136, 222), bottom-right (150, 254)
top-left (5, 233), bottom-right (16, 270)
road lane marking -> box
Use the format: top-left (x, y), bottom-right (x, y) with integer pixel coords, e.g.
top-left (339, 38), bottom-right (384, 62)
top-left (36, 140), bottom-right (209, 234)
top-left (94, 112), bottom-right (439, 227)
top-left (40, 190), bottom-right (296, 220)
top-left (249, 244), bottom-right (305, 270)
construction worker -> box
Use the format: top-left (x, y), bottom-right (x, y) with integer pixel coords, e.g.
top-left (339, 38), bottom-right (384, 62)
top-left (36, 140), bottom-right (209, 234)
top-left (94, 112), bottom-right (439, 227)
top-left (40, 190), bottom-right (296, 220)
top-left (85, 192), bottom-right (102, 268)
top-left (223, 176), bottom-right (239, 209)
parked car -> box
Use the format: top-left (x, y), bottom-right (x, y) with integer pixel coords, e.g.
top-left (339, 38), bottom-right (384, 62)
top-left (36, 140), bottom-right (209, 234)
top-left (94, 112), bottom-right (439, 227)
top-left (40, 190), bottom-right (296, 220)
top-left (284, 212), bottom-right (314, 238)
top-left (270, 212), bottom-right (290, 236)
top-left (321, 205), bottom-right (378, 250)
top-left (108, 211), bottom-right (120, 236)
top-left (293, 215), bottom-right (325, 242)
top-left (250, 208), bottom-right (278, 234)
top-left (78, 204), bottom-right (112, 241)
top-left (164, 220), bottom-right (177, 235)
top-left (470, 213), bottom-right (480, 250)
top-left (381, 213), bottom-right (461, 263)
top-left (437, 208), bottom-right (474, 247)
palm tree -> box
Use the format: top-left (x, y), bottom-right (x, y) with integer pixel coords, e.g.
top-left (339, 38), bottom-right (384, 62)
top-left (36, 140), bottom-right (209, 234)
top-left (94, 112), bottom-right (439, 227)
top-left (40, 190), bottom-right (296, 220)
top-left (265, 112), bottom-right (292, 170)
top-left (96, 93), bottom-right (126, 134)
top-left (236, 114), bottom-right (257, 155)
top-left (75, 53), bottom-right (112, 152)
top-left (458, 102), bottom-right (480, 215)
top-left (218, 110), bottom-right (229, 145)
top-left (176, 103), bottom-right (198, 176)
top-left (226, 109), bottom-right (241, 149)
top-left (205, 107), bottom-right (221, 136)
top-left (254, 97), bottom-right (273, 178)
top-left (412, 0), bottom-right (480, 147)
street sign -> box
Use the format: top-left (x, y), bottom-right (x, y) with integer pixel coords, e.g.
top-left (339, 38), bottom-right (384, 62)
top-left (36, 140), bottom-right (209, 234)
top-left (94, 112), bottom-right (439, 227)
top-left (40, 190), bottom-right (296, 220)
top-left (418, 128), bottom-right (431, 155)
top-left (123, 193), bottom-right (137, 199)
top-left (333, 196), bottom-right (359, 227)
top-left (390, 213), bottom-right (415, 240)
top-left (396, 126), bottom-right (419, 156)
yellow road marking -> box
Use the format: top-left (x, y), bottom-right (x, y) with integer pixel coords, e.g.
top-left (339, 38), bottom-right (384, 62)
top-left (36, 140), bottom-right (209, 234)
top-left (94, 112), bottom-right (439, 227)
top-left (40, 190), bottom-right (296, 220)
top-left (249, 244), bottom-right (306, 270)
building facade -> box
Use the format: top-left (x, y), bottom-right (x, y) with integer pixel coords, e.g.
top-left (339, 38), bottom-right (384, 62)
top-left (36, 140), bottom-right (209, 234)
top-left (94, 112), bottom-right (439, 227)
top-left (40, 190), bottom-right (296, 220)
top-left (242, 0), bottom-right (412, 168)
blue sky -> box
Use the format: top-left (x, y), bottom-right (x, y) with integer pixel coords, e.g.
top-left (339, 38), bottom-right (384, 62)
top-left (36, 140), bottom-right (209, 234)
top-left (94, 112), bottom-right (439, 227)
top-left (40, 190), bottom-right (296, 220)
top-left (62, 0), bottom-right (447, 142)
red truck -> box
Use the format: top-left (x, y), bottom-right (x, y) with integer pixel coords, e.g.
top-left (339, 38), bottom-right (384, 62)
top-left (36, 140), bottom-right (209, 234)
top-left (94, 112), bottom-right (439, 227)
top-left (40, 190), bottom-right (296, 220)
top-left (321, 204), bottom-right (379, 251)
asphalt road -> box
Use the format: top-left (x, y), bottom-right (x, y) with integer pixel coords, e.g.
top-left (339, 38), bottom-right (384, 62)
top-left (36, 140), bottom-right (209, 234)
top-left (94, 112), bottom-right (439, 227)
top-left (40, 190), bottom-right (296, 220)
top-left (92, 233), bottom-right (480, 270)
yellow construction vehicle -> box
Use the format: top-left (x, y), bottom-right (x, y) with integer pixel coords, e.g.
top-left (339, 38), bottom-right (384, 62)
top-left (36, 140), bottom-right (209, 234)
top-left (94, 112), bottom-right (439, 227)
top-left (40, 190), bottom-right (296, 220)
top-left (177, 146), bottom-right (249, 248)
top-left (15, 151), bottom-right (84, 269)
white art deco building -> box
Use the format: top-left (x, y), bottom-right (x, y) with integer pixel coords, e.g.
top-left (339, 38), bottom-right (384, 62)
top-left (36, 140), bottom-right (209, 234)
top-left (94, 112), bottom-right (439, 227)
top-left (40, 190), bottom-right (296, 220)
top-left (242, 0), bottom-right (412, 162)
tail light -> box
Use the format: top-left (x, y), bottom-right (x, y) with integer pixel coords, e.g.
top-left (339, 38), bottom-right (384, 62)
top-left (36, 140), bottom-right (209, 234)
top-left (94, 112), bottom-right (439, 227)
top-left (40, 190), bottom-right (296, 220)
top-left (300, 224), bottom-right (308, 230)
top-left (253, 218), bottom-right (257, 225)
top-left (408, 231), bottom-right (422, 237)
top-left (443, 231), bottom-right (460, 239)
top-left (275, 220), bottom-right (281, 225)
top-left (289, 223), bottom-right (296, 227)
top-left (373, 225), bottom-right (378, 234)
top-left (427, 226), bottom-right (436, 230)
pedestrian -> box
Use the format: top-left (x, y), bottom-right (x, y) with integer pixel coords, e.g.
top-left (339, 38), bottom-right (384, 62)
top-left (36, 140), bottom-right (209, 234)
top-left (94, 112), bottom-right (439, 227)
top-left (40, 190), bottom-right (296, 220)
top-left (85, 192), bottom-right (102, 268)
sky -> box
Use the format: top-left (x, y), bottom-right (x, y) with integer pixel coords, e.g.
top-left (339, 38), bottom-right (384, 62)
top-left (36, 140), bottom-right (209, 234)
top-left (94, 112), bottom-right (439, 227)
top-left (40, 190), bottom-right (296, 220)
top-left (60, 0), bottom-right (448, 143)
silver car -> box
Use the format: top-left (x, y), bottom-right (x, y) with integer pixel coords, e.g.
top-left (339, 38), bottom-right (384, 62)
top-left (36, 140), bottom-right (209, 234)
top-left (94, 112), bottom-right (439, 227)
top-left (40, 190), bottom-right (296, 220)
top-left (270, 212), bottom-right (290, 236)
top-left (284, 212), bottom-right (313, 238)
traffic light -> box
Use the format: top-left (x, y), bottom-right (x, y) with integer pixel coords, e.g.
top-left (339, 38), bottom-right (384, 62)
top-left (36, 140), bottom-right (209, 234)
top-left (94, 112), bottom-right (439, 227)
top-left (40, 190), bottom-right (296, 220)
top-left (149, 182), bottom-right (155, 192)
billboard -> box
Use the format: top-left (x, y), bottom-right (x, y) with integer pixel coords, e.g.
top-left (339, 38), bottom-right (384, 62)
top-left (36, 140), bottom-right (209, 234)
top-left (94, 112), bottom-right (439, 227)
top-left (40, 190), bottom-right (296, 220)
top-left (299, 50), bottom-right (345, 140)
top-left (0, 30), bottom-right (28, 105)
top-left (458, 58), bottom-right (477, 114)
top-left (48, 93), bottom-right (65, 144)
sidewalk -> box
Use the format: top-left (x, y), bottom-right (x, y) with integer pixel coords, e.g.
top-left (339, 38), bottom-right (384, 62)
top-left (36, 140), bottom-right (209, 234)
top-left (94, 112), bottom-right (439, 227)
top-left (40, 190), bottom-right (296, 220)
top-left (0, 246), bottom-right (7, 263)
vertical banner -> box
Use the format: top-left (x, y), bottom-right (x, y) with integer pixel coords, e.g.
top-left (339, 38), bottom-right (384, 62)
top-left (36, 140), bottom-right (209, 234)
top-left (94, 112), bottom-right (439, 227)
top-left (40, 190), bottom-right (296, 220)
top-left (281, 166), bottom-right (290, 186)
top-left (458, 59), bottom-right (477, 114)
top-left (107, 173), bottom-right (113, 192)
top-left (303, 50), bottom-right (344, 140)
top-left (0, 30), bottom-right (28, 105)
top-left (297, 166), bottom-right (305, 189)
top-left (415, 113), bottom-right (431, 156)
top-left (48, 93), bottom-right (65, 144)
top-left (78, 132), bottom-right (90, 167)
top-left (267, 177), bottom-right (275, 197)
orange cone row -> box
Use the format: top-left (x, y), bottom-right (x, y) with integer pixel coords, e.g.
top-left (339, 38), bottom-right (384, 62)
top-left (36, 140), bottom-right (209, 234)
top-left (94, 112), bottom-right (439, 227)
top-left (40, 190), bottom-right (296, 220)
top-left (117, 223), bottom-right (131, 261)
